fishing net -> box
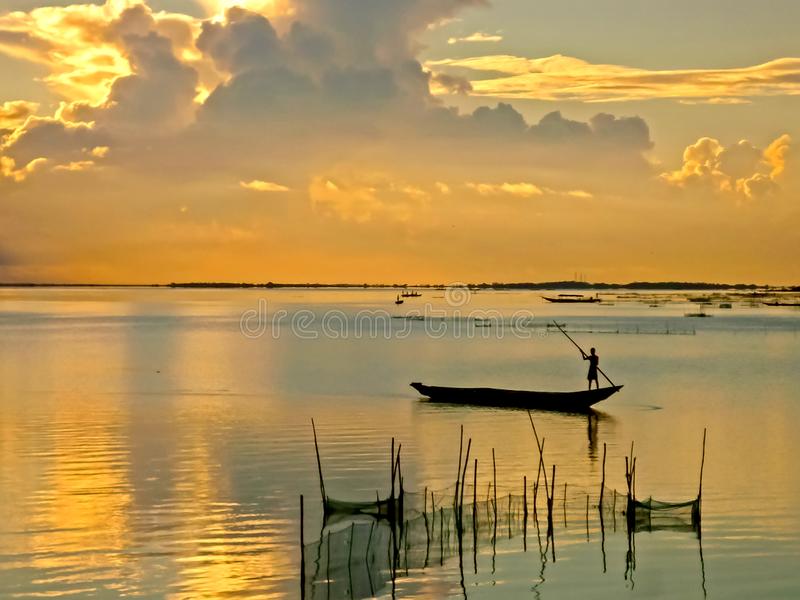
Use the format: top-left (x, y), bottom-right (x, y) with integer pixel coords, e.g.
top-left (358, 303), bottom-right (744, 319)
top-left (305, 481), bottom-right (620, 600)
top-left (629, 497), bottom-right (701, 533)
top-left (307, 428), bottom-right (705, 598)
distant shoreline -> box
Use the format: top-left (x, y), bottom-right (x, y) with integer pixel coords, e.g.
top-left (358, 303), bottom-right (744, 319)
top-left (1, 281), bottom-right (798, 291)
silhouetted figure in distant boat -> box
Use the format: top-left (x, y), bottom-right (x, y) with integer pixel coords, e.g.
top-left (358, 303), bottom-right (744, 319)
top-left (583, 347), bottom-right (599, 389)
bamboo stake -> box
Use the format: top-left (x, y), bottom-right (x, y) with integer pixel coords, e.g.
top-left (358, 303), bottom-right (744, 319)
top-left (398, 455), bottom-right (405, 531)
top-left (625, 456), bottom-right (631, 501)
top-left (599, 442), bottom-right (606, 508)
top-left (527, 413), bottom-right (550, 495)
top-left (390, 437), bottom-right (395, 502)
top-left (523, 475), bottom-right (528, 519)
top-left (473, 458), bottom-right (478, 533)
top-left (508, 494), bottom-right (512, 539)
top-left (586, 494), bottom-right (590, 542)
top-left (300, 494), bottom-right (305, 600)
top-left (698, 428), bottom-right (707, 501)
top-left (459, 438), bottom-right (472, 529)
top-left (455, 426), bottom-right (464, 510)
top-left (311, 419), bottom-right (326, 502)
top-left (548, 465), bottom-right (556, 534)
top-left (492, 448), bottom-right (498, 524)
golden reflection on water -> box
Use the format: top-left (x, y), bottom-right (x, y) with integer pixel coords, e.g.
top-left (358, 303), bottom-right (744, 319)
top-left (0, 403), bottom-right (132, 595)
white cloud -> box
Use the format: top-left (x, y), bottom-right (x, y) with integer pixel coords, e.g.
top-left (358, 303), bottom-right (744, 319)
top-left (240, 179), bottom-right (290, 192)
top-left (467, 181), bottom-right (543, 197)
top-left (447, 32), bottom-right (502, 45)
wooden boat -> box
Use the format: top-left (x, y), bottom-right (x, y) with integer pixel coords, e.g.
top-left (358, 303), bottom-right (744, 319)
top-left (394, 295), bottom-right (404, 305)
top-left (763, 301), bottom-right (800, 307)
top-left (401, 290), bottom-right (422, 298)
top-left (542, 295), bottom-right (600, 304)
top-left (410, 382), bottom-right (622, 412)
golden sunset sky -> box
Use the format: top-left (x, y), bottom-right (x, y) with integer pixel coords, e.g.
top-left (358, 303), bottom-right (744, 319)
top-left (0, 0), bottom-right (798, 283)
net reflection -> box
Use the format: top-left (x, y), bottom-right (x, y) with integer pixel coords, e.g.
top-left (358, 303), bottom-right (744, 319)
top-left (302, 478), bottom-right (707, 599)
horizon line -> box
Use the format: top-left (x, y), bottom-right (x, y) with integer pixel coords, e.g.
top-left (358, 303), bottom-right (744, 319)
top-left (1, 280), bottom-right (798, 290)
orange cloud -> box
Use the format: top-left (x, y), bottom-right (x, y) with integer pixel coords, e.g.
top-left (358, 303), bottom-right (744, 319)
top-left (0, 155), bottom-right (47, 182)
top-left (427, 54), bottom-right (800, 103)
top-left (661, 134), bottom-right (792, 199)
top-left (196, 0), bottom-right (297, 19)
top-left (309, 172), bottom-right (429, 223)
top-left (466, 181), bottom-right (594, 199)
top-left (240, 179), bottom-right (290, 192)
top-left (0, 100), bottom-right (39, 129)
top-left (467, 181), bottom-right (543, 197)
top-left (0, 2), bottom-right (132, 103)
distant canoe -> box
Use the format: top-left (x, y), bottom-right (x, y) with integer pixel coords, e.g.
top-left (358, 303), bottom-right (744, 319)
top-left (410, 382), bottom-right (622, 412)
top-left (542, 296), bottom-right (600, 304)
top-left (763, 301), bottom-right (800, 307)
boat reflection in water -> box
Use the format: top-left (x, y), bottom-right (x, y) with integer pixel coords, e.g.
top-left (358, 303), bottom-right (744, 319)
top-left (414, 395), bottom-right (613, 460)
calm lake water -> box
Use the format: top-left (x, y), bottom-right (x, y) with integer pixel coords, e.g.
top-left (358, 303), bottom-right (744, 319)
top-left (1, 287), bottom-right (799, 598)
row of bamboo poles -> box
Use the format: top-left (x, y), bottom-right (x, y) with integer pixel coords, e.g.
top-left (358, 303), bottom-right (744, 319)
top-left (302, 418), bottom-right (706, 597)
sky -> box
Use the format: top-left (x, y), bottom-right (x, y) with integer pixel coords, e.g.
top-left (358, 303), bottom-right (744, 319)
top-left (0, 0), bottom-right (798, 284)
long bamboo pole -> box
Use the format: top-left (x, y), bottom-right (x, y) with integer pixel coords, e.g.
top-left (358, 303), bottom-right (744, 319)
top-left (311, 419), bottom-right (326, 502)
top-left (527, 412), bottom-right (550, 497)
top-left (552, 321), bottom-right (616, 387)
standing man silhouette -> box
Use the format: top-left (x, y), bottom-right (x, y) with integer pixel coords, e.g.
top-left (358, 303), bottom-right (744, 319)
top-left (583, 347), bottom-right (600, 389)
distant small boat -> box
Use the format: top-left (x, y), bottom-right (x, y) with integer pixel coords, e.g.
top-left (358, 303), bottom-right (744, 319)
top-left (411, 382), bottom-right (622, 412)
top-left (401, 290), bottom-right (422, 298)
top-left (394, 295), bottom-right (404, 305)
top-left (763, 301), bottom-right (800, 307)
top-left (542, 295), bottom-right (600, 304)
top-left (684, 312), bottom-right (711, 317)
top-left (719, 302), bottom-right (732, 309)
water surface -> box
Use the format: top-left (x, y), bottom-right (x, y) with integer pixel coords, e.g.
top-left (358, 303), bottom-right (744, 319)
top-left (1, 288), bottom-right (799, 598)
